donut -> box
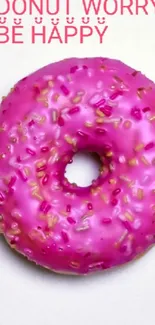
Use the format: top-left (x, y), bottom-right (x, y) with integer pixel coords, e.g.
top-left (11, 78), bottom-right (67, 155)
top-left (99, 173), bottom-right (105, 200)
top-left (0, 57), bottom-right (155, 275)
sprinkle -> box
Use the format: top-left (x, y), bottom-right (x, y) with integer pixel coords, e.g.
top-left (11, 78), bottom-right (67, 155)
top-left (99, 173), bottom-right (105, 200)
top-left (113, 75), bottom-right (123, 83)
top-left (17, 170), bottom-right (27, 182)
top-left (137, 188), bottom-right (144, 200)
top-left (36, 164), bottom-right (47, 172)
top-left (141, 156), bottom-right (150, 166)
top-left (26, 148), bottom-right (36, 156)
top-left (41, 88), bottom-right (48, 95)
top-left (96, 117), bottom-right (104, 124)
top-left (114, 230), bottom-right (128, 248)
top-left (96, 109), bottom-right (105, 117)
top-left (65, 204), bottom-right (71, 213)
top-left (149, 115), bottom-right (155, 122)
top-left (72, 95), bottom-right (82, 104)
top-left (106, 151), bottom-right (113, 158)
top-left (70, 261), bottom-right (80, 269)
top-left (132, 70), bottom-right (139, 77)
top-left (142, 107), bottom-right (151, 113)
top-left (48, 80), bottom-right (54, 87)
top-left (112, 188), bottom-right (121, 196)
top-left (123, 120), bottom-right (132, 129)
top-left (85, 121), bottom-right (93, 128)
top-left (41, 146), bottom-right (49, 153)
top-left (68, 106), bottom-right (80, 114)
top-left (122, 220), bottom-right (132, 231)
top-left (42, 174), bottom-right (49, 185)
top-left (61, 231), bottom-right (69, 243)
top-left (77, 130), bottom-right (87, 138)
top-left (37, 171), bottom-right (45, 178)
top-left (64, 135), bottom-right (75, 145)
top-left (67, 217), bottom-right (76, 224)
top-left (87, 203), bottom-right (93, 210)
top-left (93, 98), bottom-right (106, 108)
top-left (60, 85), bottom-right (70, 96)
top-left (111, 198), bottom-right (118, 206)
top-left (109, 178), bottom-right (117, 185)
top-left (137, 87), bottom-right (145, 98)
top-left (100, 105), bottom-right (112, 117)
top-left (40, 201), bottom-right (51, 214)
top-left (95, 128), bottom-right (107, 135)
top-left (100, 193), bottom-right (109, 204)
top-left (120, 175), bottom-right (131, 182)
top-left (70, 66), bottom-right (78, 73)
top-left (110, 90), bottom-right (123, 100)
top-left (52, 110), bottom-right (58, 122)
top-left (52, 93), bottom-right (60, 102)
top-left (134, 143), bottom-right (144, 152)
top-left (128, 158), bottom-right (138, 166)
top-left (145, 142), bottom-right (154, 151)
top-left (102, 217), bottom-right (112, 224)
top-left (8, 176), bottom-right (17, 188)
top-left (76, 224), bottom-right (89, 231)
top-left (58, 116), bottom-right (65, 126)
top-left (131, 107), bottom-right (142, 120)
top-left (32, 190), bottom-right (43, 201)
top-left (48, 216), bottom-right (58, 229)
top-left (123, 195), bottom-right (129, 204)
top-left (124, 211), bottom-right (134, 222)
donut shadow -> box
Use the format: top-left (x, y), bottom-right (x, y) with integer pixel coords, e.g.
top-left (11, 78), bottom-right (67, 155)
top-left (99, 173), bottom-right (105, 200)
top-left (0, 235), bottom-right (153, 283)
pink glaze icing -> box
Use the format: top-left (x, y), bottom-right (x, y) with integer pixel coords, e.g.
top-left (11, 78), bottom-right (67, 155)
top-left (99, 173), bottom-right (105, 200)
top-left (1, 57), bottom-right (155, 275)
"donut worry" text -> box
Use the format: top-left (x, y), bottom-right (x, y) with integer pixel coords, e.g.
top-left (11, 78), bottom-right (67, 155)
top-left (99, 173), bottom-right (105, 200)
top-left (0, 0), bottom-right (155, 15)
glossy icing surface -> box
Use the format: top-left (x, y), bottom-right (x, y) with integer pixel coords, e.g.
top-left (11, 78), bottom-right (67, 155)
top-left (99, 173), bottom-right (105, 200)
top-left (0, 57), bottom-right (155, 274)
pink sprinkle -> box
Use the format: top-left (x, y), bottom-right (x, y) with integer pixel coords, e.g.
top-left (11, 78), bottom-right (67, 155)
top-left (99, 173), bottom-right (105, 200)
top-left (145, 142), bottom-right (154, 151)
top-left (17, 170), bottom-right (27, 182)
top-left (104, 144), bottom-right (112, 152)
top-left (122, 220), bottom-right (132, 231)
top-left (40, 201), bottom-right (51, 214)
top-left (102, 217), bottom-right (112, 224)
top-left (83, 65), bottom-right (88, 70)
top-left (0, 192), bottom-right (5, 201)
top-left (28, 120), bottom-right (35, 127)
top-left (112, 188), bottom-right (121, 196)
top-left (41, 146), bottom-right (50, 153)
top-left (60, 85), bottom-right (70, 96)
top-left (77, 131), bottom-right (87, 137)
top-left (16, 156), bottom-right (21, 163)
top-left (95, 128), bottom-right (107, 135)
top-left (111, 198), bottom-right (118, 206)
top-left (68, 106), bottom-right (80, 114)
top-left (87, 203), bottom-right (93, 210)
top-left (110, 91), bottom-right (123, 100)
top-left (67, 217), bottom-right (76, 224)
top-left (42, 174), bottom-right (49, 185)
top-left (142, 107), bottom-right (151, 113)
top-left (100, 105), bottom-right (112, 117)
top-left (61, 231), bottom-right (69, 243)
top-left (58, 116), bottom-right (65, 126)
top-left (70, 66), bottom-right (78, 74)
top-left (66, 204), bottom-right (71, 213)
top-left (94, 98), bottom-right (106, 108)
top-left (26, 148), bottom-right (36, 156)
top-left (37, 165), bottom-right (47, 172)
top-left (8, 176), bottom-right (17, 188)
top-left (131, 107), bottom-right (142, 120)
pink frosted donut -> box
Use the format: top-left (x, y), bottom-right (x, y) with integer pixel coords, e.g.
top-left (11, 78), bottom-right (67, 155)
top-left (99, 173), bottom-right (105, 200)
top-left (1, 57), bottom-right (155, 275)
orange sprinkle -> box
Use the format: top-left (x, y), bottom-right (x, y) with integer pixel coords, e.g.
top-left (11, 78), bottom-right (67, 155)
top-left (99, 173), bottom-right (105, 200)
top-left (85, 121), bottom-right (93, 128)
top-left (96, 109), bottom-right (105, 117)
top-left (124, 211), bottom-right (134, 222)
top-left (128, 158), bottom-right (138, 166)
top-left (109, 178), bottom-right (117, 185)
top-left (72, 96), bottom-right (82, 104)
top-left (123, 120), bottom-right (132, 129)
top-left (48, 216), bottom-right (58, 228)
top-left (123, 195), bottom-right (129, 204)
top-left (96, 117), bottom-right (104, 124)
top-left (106, 151), bottom-right (113, 158)
top-left (149, 116), bottom-right (155, 122)
top-left (134, 143), bottom-right (144, 152)
top-left (100, 193), bottom-right (109, 204)
top-left (70, 261), bottom-right (80, 269)
top-left (141, 156), bottom-right (150, 166)
top-left (137, 188), bottom-right (144, 200)
top-left (48, 80), bottom-right (54, 87)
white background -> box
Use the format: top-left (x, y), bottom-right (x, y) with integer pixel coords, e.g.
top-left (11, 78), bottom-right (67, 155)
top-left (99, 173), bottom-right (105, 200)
top-left (1, 1), bottom-right (155, 325)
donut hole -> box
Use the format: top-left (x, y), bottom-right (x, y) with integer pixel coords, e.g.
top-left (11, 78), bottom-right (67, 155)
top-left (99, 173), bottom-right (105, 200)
top-left (65, 151), bottom-right (102, 187)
